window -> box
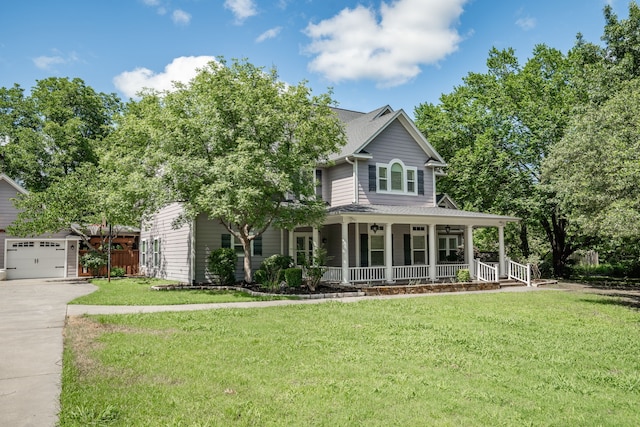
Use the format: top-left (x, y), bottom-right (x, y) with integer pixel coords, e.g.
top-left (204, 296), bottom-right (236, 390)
top-left (39, 241), bottom-right (60, 247)
top-left (153, 238), bottom-right (161, 267)
top-left (378, 167), bottom-right (388, 191)
top-left (368, 225), bottom-right (385, 266)
top-left (12, 241), bottom-right (34, 248)
top-left (376, 159), bottom-right (418, 195)
top-left (370, 235), bottom-right (385, 266)
top-left (411, 226), bottom-right (427, 265)
top-left (315, 169), bottom-right (323, 200)
top-left (222, 234), bottom-right (262, 257)
top-left (294, 233), bottom-right (313, 265)
top-left (438, 236), bottom-right (458, 262)
top-left (141, 240), bottom-right (147, 266)
top-left (407, 170), bottom-right (416, 193)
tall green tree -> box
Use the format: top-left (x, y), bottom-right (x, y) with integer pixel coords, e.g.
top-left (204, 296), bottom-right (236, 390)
top-left (0, 77), bottom-right (121, 191)
top-left (416, 45), bottom-right (583, 276)
top-left (544, 78), bottom-right (640, 246)
top-left (118, 59), bottom-right (346, 282)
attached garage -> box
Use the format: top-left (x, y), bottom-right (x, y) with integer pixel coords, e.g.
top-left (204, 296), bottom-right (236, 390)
top-left (5, 239), bottom-right (70, 280)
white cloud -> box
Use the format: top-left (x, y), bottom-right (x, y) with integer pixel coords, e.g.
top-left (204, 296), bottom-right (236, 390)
top-left (515, 16), bottom-right (536, 31)
top-left (224, 0), bottom-right (257, 23)
top-left (32, 50), bottom-right (81, 70)
top-left (33, 55), bottom-right (65, 70)
top-left (172, 9), bottom-right (191, 25)
top-left (256, 26), bottom-right (282, 43)
top-left (113, 56), bottom-right (216, 98)
top-left (304, 0), bottom-right (467, 87)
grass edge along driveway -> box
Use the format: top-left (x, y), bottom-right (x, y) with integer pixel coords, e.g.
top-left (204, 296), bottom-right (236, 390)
top-left (61, 290), bottom-right (640, 426)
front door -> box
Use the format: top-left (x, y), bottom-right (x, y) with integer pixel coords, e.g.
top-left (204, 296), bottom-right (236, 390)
top-left (294, 233), bottom-right (313, 265)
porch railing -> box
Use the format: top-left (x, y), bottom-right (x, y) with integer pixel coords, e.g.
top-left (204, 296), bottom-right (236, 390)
top-left (349, 266), bottom-right (386, 283)
top-left (508, 259), bottom-right (531, 286)
top-left (393, 265), bottom-right (430, 281)
top-left (321, 267), bottom-right (342, 282)
top-left (318, 263), bottom-right (474, 284)
top-left (436, 263), bottom-right (469, 279)
top-left (476, 259), bottom-right (498, 282)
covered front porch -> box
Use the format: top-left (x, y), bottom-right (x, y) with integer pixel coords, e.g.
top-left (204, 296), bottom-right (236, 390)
top-left (286, 205), bottom-right (520, 285)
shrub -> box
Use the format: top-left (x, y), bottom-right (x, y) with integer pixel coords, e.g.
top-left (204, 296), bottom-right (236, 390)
top-left (254, 269), bottom-right (267, 284)
top-left (284, 268), bottom-right (303, 288)
top-left (304, 248), bottom-right (328, 292)
top-left (110, 267), bottom-right (126, 277)
top-left (81, 251), bottom-right (107, 276)
top-left (207, 248), bottom-right (236, 285)
top-left (456, 268), bottom-right (471, 282)
top-left (259, 254), bottom-right (293, 289)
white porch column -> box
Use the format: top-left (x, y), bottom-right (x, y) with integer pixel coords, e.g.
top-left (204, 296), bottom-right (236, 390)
top-left (354, 221), bottom-right (360, 267)
top-left (385, 223), bottom-right (394, 283)
top-left (498, 225), bottom-right (506, 278)
top-left (312, 227), bottom-right (320, 259)
top-left (341, 221), bottom-right (349, 284)
top-left (465, 225), bottom-right (475, 279)
top-left (428, 224), bottom-right (437, 282)
top-left (288, 229), bottom-right (294, 259)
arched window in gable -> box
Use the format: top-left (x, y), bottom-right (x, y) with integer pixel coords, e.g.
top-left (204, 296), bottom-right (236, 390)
top-left (373, 159), bottom-right (419, 196)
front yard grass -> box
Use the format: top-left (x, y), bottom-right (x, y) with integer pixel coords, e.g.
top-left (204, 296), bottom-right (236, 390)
top-left (61, 290), bottom-right (640, 426)
top-left (69, 278), bottom-right (293, 305)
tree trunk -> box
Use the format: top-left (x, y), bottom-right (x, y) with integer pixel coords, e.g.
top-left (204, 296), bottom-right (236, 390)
top-left (519, 223), bottom-right (530, 258)
top-left (241, 236), bottom-right (253, 283)
top-left (540, 209), bottom-right (573, 278)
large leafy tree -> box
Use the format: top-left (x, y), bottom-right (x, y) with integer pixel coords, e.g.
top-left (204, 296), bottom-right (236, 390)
top-left (415, 45), bottom-right (584, 276)
top-left (544, 79), bottom-right (640, 249)
top-left (119, 59), bottom-right (346, 282)
top-left (0, 77), bottom-right (121, 191)
top-left (3, 79), bottom-right (154, 249)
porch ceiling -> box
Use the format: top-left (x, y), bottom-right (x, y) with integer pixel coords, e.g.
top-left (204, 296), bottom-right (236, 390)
top-left (324, 204), bottom-right (519, 227)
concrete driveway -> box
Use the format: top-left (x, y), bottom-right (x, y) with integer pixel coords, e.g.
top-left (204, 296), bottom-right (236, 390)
top-left (0, 279), bottom-right (95, 427)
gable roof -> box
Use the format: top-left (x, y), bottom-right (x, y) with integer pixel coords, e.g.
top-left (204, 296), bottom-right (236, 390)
top-left (0, 173), bottom-right (28, 195)
top-left (329, 106), bottom-right (447, 165)
top-left (436, 193), bottom-right (459, 209)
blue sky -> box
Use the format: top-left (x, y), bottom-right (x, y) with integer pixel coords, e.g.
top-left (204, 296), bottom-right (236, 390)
top-left (0, 0), bottom-right (629, 117)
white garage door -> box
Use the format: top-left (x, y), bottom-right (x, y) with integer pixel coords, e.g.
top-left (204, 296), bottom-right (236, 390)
top-left (5, 240), bottom-right (66, 279)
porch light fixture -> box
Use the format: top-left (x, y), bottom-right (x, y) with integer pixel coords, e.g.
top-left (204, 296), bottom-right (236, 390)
top-left (370, 223), bottom-right (380, 233)
top-left (445, 225), bottom-right (451, 234)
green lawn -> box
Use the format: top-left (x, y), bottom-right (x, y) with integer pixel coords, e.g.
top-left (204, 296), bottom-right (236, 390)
top-left (61, 290), bottom-right (640, 426)
top-left (70, 278), bottom-right (292, 305)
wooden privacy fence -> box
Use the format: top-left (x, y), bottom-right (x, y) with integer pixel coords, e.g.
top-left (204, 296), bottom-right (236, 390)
top-left (78, 250), bottom-right (139, 276)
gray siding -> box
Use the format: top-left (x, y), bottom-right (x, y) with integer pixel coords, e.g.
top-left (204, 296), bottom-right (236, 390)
top-left (140, 203), bottom-right (192, 283)
top-left (357, 121), bottom-right (435, 206)
top-left (194, 214), bottom-right (282, 283)
top-left (322, 224), bottom-right (342, 267)
top-left (327, 162), bottom-right (353, 206)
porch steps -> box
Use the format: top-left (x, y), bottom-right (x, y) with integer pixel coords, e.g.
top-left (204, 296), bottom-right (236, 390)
top-left (498, 279), bottom-right (526, 288)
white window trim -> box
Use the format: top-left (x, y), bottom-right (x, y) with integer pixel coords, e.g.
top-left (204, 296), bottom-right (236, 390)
top-left (376, 159), bottom-right (418, 196)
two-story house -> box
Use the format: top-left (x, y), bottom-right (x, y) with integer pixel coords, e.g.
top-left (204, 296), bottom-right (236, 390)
top-left (140, 106), bottom-right (519, 285)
